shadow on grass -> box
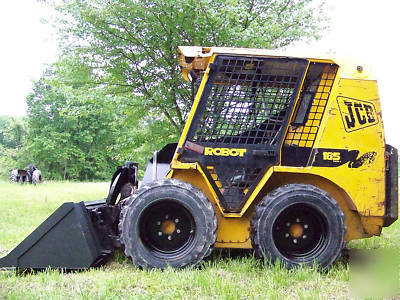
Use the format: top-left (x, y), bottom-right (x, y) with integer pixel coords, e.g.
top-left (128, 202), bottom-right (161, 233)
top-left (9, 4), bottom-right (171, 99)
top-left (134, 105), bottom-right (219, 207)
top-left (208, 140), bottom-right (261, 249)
top-left (209, 248), bottom-right (254, 261)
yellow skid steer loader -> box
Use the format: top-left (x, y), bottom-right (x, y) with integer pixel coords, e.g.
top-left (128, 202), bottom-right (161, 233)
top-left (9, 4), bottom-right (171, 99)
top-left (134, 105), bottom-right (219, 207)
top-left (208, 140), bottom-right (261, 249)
top-left (0, 47), bottom-right (397, 270)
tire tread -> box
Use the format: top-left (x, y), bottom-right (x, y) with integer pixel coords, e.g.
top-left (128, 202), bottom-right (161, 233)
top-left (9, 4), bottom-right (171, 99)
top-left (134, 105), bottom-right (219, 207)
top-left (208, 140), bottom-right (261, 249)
top-left (250, 184), bottom-right (346, 267)
top-left (119, 179), bottom-right (217, 269)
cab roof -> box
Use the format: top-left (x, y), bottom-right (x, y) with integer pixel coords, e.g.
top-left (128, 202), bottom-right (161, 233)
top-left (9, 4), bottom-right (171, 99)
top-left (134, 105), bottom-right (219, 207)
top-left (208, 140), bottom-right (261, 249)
top-left (178, 46), bottom-right (375, 81)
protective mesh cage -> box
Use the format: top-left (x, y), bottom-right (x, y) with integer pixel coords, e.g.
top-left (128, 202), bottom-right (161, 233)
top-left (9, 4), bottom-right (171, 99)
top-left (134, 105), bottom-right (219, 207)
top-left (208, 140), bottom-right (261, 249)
top-left (191, 56), bottom-right (306, 146)
top-left (184, 56), bottom-right (306, 211)
top-left (285, 63), bottom-right (338, 148)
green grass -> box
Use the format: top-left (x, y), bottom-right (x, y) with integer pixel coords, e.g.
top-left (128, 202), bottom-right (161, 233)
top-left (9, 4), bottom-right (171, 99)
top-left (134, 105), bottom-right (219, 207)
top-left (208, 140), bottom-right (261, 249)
top-left (0, 181), bottom-right (398, 299)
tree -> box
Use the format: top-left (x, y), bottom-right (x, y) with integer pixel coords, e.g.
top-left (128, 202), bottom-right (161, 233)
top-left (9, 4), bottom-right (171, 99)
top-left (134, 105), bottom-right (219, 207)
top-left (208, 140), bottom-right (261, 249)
top-left (25, 61), bottom-right (129, 180)
top-left (25, 0), bottom-right (327, 180)
top-left (0, 116), bottom-right (28, 179)
top-left (0, 116), bottom-right (27, 150)
top-left (47, 0), bottom-right (327, 134)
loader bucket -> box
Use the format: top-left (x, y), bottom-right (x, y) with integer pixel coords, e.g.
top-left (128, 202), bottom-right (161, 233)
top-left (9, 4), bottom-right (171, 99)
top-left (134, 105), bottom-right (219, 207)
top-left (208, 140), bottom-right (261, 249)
top-left (0, 201), bottom-right (111, 270)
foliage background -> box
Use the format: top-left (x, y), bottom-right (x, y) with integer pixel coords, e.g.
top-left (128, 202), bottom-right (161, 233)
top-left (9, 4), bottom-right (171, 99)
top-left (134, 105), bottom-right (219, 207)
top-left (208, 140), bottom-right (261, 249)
top-left (1, 0), bottom-right (327, 180)
top-left (0, 116), bottom-right (28, 179)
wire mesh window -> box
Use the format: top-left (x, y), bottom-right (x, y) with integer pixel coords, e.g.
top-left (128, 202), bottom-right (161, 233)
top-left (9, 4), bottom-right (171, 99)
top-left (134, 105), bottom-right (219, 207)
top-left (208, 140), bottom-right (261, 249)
top-left (285, 63), bottom-right (338, 148)
top-left (191, 56), bottom-right (306, 145)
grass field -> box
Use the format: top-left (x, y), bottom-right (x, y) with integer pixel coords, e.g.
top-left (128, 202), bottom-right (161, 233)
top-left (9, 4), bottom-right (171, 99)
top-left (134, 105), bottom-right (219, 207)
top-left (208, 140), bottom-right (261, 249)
top-left (0, 181), bottom-right (398, 299)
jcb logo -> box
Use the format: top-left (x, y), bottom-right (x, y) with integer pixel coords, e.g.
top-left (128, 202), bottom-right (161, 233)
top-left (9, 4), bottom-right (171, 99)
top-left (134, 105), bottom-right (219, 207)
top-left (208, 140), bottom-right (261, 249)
top-left (337, 96), bottom-right (378, 132)
top-left (204, 147), bottom-right (247, 157)
top-left (322, 151), bottom-right (341, 162)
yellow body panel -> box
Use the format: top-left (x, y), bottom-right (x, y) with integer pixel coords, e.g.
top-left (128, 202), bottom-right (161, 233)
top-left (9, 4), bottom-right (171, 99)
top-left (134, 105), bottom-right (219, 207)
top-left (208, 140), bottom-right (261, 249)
top-left (171, 166), bottom-right (380, 245)
top-left (168, 47), bottom-right (392, 249)
top-left (314, 78), bottom-right (386, 217)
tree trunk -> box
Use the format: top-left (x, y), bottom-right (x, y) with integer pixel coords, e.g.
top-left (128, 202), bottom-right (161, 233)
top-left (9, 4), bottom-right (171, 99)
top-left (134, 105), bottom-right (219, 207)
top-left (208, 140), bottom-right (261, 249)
top-left (63, 160), bottom-right (67, 181)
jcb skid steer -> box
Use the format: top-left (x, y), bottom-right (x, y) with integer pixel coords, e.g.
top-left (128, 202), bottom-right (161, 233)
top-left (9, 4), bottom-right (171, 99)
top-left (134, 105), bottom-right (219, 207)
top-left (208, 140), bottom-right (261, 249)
top-left (1, 47), bottom-right (398, 270)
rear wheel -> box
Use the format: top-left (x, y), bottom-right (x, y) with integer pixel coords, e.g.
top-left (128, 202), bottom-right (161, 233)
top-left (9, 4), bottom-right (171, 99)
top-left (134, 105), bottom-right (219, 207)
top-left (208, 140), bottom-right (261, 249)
top-left (119, 179), bottom-right (217, 269)
top-left (250, 184), bottom-right (346, 268)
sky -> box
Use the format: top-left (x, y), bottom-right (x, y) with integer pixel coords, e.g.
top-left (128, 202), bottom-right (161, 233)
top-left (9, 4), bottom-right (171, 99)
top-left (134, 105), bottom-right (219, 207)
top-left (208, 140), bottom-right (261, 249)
top-left (0, 1), bottom-right (58, 116)
top-left (288, 0), bottom-right (400, 148)
top-left (0, 0), bottom-right (400, 147)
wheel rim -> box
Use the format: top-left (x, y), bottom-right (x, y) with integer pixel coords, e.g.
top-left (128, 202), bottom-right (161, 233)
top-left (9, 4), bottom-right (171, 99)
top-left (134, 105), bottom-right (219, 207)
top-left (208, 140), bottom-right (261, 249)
top-left (139, 200), bottom-right (196, 258)
top-left (272, 203), bottom-right (328, 263)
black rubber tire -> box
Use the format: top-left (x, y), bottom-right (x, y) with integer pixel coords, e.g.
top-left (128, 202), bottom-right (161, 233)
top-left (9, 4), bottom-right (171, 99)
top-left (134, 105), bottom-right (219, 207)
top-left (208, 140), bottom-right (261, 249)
top-left (250, 184), bottom-right (346, 268)
top-left (119, 179), bottom-right (217, 269)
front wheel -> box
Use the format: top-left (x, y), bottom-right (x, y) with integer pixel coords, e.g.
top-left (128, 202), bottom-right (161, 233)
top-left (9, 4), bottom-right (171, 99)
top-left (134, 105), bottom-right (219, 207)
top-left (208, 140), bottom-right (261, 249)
top-left (250, 184), bottom-right (346, 268)
top-left (119, 179), bottom-right (217, 269)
